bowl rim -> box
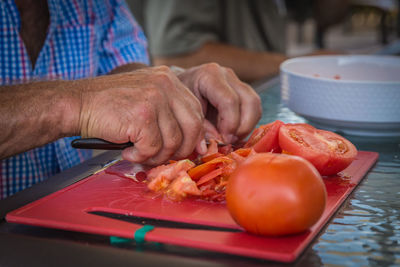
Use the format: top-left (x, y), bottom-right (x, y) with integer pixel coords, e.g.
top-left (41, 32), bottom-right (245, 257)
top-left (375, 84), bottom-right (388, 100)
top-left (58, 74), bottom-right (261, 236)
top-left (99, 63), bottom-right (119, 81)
top-left (280, 55), bottom-right (400, 85)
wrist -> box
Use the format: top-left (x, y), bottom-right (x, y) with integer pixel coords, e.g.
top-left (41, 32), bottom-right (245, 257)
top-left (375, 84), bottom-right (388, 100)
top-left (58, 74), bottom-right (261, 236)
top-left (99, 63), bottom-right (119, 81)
top-left (58, 80), bottom-right (86, 138)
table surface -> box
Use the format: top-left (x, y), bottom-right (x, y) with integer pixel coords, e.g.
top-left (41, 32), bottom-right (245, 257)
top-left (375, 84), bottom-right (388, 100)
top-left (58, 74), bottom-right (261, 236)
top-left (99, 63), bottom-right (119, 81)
top-left (1, 78), bottom-right (399, 267)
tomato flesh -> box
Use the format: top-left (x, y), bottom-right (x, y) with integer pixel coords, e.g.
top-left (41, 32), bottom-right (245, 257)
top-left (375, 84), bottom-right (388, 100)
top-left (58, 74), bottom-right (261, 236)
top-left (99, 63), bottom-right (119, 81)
top-left (188, 156), bottom-right (234, 180)
top-left (279, 123), bottom-right (357, 176)
top-left (244, 120), bottom-right (284, 153)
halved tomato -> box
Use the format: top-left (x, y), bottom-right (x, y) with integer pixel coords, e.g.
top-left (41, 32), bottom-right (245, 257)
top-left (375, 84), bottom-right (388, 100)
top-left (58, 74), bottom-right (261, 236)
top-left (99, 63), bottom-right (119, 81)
top-left (244, 120), bottom-right (284, 153)
top-left (279, 123), bottom-right (357, 176)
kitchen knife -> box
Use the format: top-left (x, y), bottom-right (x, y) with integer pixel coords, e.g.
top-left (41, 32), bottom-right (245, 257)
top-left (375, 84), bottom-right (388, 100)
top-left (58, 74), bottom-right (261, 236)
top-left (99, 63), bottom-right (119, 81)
top-left (71, 138), bottom-right (230, 150)
top-left (71, 138), bottom-right (133, 150)
top-left (89, 210), bottom-right (241, 232)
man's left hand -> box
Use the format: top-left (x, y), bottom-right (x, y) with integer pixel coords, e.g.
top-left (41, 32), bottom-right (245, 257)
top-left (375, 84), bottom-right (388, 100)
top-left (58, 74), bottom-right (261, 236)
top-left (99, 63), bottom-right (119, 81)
top-left (177, 63), bottom-right (262, 143)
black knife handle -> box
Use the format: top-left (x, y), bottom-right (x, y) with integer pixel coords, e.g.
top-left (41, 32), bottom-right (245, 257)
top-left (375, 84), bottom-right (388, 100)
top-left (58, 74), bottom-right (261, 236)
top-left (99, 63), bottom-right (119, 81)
top-left (71, 138), bottom-right (133, 150)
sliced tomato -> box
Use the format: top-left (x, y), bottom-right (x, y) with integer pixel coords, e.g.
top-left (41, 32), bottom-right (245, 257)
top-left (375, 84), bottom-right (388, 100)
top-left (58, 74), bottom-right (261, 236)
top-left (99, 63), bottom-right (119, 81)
top-left (165, 172), bottom-right (201, 201)
top-left (230, 147), bottom-right (254, 157)
top-left (188, 156), bottom-right (234, 180)
top-left (244, 120), bottom-right (284, 153)
top-left (279, 123), bottom-right (357, 176)
top-left (201, 152), bottom-right (224, 163)
top-left (147, 159), bottom-right (195, 191)
top-left (196, 168), bottom-right (224, 186)
top-left (200, 140), bottom-right (232, 163)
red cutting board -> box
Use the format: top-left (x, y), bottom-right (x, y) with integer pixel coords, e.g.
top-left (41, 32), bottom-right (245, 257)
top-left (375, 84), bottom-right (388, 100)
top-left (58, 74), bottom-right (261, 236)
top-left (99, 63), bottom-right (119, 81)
top-left (6, 151), bottom-right (378, 263)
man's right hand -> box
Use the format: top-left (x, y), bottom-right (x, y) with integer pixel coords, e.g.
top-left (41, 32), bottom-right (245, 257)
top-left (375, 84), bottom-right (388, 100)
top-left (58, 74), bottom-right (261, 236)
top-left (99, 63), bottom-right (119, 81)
top-left (78, 66), bottom-right (205, 165)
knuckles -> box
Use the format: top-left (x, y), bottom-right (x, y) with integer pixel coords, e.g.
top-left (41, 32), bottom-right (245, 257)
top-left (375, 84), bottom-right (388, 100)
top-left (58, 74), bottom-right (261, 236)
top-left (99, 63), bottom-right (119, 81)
top-left (153, 72), bottom-right (175, 88)
top-left (154, 65), bottom-right (172, 73)
top-left (141, 85), bottom-right (164, 102)
top-left (200, 62), bottom-right (223, 73)
top-left (163, 131), bottom-right (183, 152)
top-left (132, 101), bottom-right (158, 124)
top-left (221, 92), bottom-right (240, 107)
top-left (224, 67), bottom-right (235, 76)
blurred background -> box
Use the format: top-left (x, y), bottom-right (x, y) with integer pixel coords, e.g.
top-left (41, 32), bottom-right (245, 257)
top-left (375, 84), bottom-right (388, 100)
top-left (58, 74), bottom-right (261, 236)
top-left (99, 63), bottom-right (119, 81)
top-left (127, 0), bottom-right (400, 58)
top-left (285, 0), bottom-right (400, 56)
top-left (96, 0), bottom-right (400, 157)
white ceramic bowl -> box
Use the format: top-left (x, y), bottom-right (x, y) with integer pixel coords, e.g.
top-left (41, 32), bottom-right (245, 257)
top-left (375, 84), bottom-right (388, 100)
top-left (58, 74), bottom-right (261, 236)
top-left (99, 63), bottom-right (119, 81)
top-left (280, 55), bottom-right (400, 137)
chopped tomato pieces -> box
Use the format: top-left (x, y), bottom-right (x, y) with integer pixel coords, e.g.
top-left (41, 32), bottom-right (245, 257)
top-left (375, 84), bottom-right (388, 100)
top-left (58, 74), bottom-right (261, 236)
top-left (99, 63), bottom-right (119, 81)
top-left (166, 173), bottom-right (201, 201)
top-left (134, 120), bottom-right (357, 202)
top-left (188, 156), bottom-right (234, 181)
top-left (147, 159), bottom-right (195, 192)
top-left (196, 168), bottom-right (224, 186)
top-left (201, 152), bottom-right (224, 163)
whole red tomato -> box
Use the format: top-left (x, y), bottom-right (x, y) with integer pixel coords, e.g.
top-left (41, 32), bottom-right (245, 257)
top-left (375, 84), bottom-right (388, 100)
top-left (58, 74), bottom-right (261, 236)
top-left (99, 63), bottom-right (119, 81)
top-left (226, 153), bottom-right (327, 236)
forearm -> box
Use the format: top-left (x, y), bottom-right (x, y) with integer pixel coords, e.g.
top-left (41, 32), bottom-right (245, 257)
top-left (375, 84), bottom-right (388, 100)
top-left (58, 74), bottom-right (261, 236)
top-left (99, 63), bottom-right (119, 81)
top-left (152, 42), bottom-right (288, 82)
top-left (0, 62), bottom-right (151, 160)
top-left (109, 62), bottom-right (148, 74)
top-left (0, 80), bottom-right (82, 159)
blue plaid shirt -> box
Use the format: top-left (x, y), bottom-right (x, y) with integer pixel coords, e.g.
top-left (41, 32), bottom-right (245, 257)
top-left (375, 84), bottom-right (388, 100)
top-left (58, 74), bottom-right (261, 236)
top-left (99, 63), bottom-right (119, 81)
top-left (0, 0), bottom-right (149, 199)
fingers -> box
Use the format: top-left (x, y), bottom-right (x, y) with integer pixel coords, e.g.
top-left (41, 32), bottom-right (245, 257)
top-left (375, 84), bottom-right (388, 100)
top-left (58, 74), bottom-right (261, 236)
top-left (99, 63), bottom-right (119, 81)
top-left (224, 68), bottom-right (262, 139)
top-left (119, 66), bottom-right (204, 165)
top-left (195, 119), bottom-right (221, 155)
top-left (203, 119), bottom-right (223, 141)
top-left (168, 83), bottom-right (204, 160)
top-left (204, 74), bottom-right (241, 143)
top-left (195, 138), bottom-right (208, 155)
top-left (121, 101), bottom-right (164, 163)
top-left (122, 106), bottom-right (184, 165)
top-left (183, 63), bottom-right (262, 143)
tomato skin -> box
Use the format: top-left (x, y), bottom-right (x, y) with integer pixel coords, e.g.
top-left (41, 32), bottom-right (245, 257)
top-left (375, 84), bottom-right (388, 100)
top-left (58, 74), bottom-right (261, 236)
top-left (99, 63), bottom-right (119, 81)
top-left (226, 153), bottom-right (326, 236)
top-left (244, 120), bottom-right (284, 153)
top-left (279, 123), bottom-right (357, 176)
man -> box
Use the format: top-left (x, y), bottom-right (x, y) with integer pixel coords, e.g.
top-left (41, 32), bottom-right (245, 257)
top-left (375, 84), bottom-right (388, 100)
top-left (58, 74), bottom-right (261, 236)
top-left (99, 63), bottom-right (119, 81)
top-left (0, 0), bottom-right (261, 199)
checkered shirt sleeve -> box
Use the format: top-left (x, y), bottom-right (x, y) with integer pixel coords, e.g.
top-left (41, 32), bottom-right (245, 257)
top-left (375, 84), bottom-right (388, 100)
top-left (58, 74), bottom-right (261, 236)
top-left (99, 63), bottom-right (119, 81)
top-left (0, 0), bottom-right (150, 199)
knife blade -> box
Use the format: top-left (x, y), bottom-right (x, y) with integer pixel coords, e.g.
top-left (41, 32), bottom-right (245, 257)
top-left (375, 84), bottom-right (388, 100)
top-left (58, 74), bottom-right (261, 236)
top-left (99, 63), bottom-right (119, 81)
top-left (88, 210), bottom-right (241, 232)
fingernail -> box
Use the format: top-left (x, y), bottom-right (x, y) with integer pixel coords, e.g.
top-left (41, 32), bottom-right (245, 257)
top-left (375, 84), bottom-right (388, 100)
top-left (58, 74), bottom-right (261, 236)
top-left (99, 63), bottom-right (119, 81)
top-left (199, 139), bottom-right (207, 154)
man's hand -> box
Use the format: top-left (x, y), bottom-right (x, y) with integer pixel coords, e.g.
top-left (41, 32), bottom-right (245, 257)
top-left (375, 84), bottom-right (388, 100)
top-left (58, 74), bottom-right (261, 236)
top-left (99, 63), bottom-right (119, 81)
top-left (177, 63), bottom-right (262, 144)
top-left (0, 64), bottom-right (261, 166)
top-left (79, 66), bottom-right (205, 165)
